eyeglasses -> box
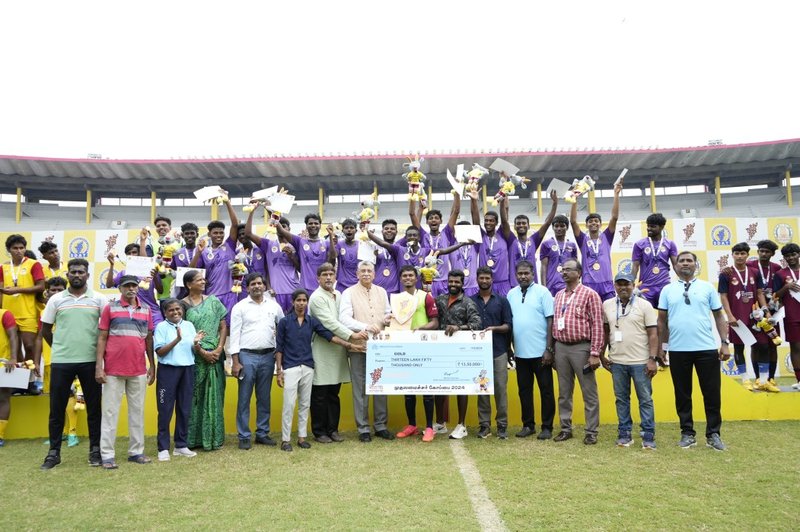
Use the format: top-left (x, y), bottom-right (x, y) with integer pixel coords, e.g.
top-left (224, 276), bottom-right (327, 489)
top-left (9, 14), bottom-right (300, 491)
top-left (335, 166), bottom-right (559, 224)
top-left (683, 282), bottom-right (691, 305)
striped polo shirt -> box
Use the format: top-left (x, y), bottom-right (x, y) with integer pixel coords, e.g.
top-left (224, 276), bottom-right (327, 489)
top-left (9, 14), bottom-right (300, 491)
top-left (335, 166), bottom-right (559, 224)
top-left (99, 296), bottom-right (154, 376)
top-left (41, 289), bottom-right (109, 364)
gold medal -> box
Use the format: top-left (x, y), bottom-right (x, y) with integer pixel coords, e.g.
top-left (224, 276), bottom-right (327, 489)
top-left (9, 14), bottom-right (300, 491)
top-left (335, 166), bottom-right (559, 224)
top-left (592, 262), bottom-right (600, 271)
top-left (463, 268), bottom-right (470, 277)
top-left (652, 266), bottom-right (660, 274)
top-left (487, 259), bottom-right (495, 267)
top-left (383, 268), bottom-right (391, 277)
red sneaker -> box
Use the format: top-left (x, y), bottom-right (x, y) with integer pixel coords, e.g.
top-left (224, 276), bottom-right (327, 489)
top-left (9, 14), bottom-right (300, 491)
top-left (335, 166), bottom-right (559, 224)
top-left (422, 427), bottom-right (435, 442)
top-left (396, 425), bottom-right (419, 438)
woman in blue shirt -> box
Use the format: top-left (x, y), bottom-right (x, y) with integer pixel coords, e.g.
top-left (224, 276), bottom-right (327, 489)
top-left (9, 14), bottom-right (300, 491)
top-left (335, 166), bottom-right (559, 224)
top-left (154, 299), bottom-right (204, 461)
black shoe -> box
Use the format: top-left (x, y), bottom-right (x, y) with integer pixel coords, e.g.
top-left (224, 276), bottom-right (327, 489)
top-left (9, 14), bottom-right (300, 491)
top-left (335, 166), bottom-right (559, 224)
top-left (374, 429), bottom-right (395, 441)
top-left (255, 435), bottom-right (277, 446)
top-left (496, 426), bottom-right (508, 440)
top-left (329, 431), bottom-right (344, 443)
top-left (40, 450), bottom-right (61, 470)
top-left (314, 435), bottom-right (333, 444)
top-left (515, 426), bottom-right (535, 438)
top-left (583, 433), bottom-right (598, 445)
top-left (239, 438), bottom-right (252, 450)
top-left (297, 440), bottom-right (311, 449)
top-left (553, 431), bottom-right (573, 442)
top-left (359, 432), bottom-right (372, 443)
top-left (537, 428), bottom-right (553, 440)
top-left (88, 446), bottom-right (101, 466)
top-left (280, 441), bottom-right (292, 452)
top-left (477, 426), bottom-right (491, 439)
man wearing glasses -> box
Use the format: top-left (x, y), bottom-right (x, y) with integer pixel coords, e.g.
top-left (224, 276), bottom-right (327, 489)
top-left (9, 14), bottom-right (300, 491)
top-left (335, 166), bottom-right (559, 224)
top-left (657, 251), bottom-right (731, 451)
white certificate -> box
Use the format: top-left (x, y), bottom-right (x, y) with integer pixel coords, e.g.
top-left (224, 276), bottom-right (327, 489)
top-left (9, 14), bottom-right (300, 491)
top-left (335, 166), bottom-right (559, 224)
top-left (193, 185), bottom-right (227, 203)
top-left (125, 256), bottom-right (156, 278)
top-left (267, 193), bottom-right (295, 213)
top-left (174, 268), bottom-right (205, 288)
top-left (357, 242), bottom-right (377, 263)
top-left (446, 164), bottom-right (465, 197)
top-left (0, 367), bottom-right (30, 389)
top-left (545, 178), bottom-right (572, 198)
top-left (490, 158), bottom-right (520, 176)
top-left (454, 224), bottom-right (482, 244)
top-left (731, 319), bottom-right (757, 346)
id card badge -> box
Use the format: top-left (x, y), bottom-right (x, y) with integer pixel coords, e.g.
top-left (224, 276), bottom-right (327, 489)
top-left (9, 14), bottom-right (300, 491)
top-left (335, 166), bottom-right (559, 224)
top-left (557, 317), bottom-right (565, 331)
top-left (614, 330), bottom-right (623, 343)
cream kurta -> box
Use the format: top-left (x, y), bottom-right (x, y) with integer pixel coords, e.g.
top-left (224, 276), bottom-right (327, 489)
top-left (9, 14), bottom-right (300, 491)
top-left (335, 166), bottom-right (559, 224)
top-left (308, 287), bottom-right (353, 385)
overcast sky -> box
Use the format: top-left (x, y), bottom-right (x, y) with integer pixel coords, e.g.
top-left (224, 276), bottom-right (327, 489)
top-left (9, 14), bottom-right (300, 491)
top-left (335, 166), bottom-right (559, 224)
top-left (2, 1), bottom-right (798, 160)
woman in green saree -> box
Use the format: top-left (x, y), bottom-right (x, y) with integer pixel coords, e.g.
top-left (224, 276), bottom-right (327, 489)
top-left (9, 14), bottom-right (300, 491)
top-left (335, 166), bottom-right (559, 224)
top-left (181, 270), bottom-right (228, 450)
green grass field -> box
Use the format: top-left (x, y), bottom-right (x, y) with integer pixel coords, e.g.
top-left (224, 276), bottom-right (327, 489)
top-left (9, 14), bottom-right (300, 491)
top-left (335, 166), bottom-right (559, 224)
top-left (2, 421), bottom-right (798, 531)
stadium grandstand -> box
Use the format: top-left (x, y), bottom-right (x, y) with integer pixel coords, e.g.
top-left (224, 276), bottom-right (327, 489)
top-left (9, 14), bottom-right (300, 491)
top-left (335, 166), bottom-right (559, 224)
top-left (1, 138), bottom-right (798, 230)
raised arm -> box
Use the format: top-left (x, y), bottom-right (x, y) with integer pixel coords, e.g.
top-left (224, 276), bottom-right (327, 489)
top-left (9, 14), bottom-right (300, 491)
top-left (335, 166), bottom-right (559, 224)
top-left (447, 192), bottom-right (461, 231)
top-left (607, 182), bottom-right (622, 234)
top-left (569, 201), bottom-right (581, 240)
top-left (244, 206), bottom-right (263, 247)
top-left (367, 230), bottom-right (392, 251)
top-left (224, 198), bottom-right (239, 242)
top-left (499, 197), bottom-right (512, 240)
top-left (468, 190), bottom-right (481, 225)
top-left (409, 198), bottom-right (422, 229)
top-left (326, 225), bottom-right (337, 264)
top-left (536, 190), bottom-right (559, 240)
top-left (105, 251), bottom-right (116, 289)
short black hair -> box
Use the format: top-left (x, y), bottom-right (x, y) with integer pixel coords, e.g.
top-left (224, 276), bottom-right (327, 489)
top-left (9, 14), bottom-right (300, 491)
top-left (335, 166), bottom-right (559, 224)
top-left (514, 214), bottom-right (530, 224)
top-left (45, 276), bottom-right (67, 289)
top-left (5, 234), bottom-right (26, 251)
top-left (342, 218), bottom-right (357, 229)
top-left (677, 250), bottom-right (698, 262)
top-left (291, 288), bottom-right (309, 301)
top-left (316, 262), bottom-right (336, 276)
top-left (405, 226), bottom-right (420, 236)
top-left (585, 213), bottom-right (602, 223)
top-left (159, 298), bottom-right (183, 319)
top-left (781, 243), bottom-right (800, 256)
top-left (563, 258), bottom-right (582, 273)
top-left (38, 241), bottom-right (58, 255)
top-left (67, 258), bottom-right (89, 271)
top-left (154, 215), bottom-right (172, 226)
top-left (382, 219), bottom-right (398, 228)
top-left (305, 213), bottom-right (322, 225)
top-left (756, 239), bottom-right (778, 253)
top-left (646, 213), bottom-right (667, 227)
top-left (731, 242), bottom-right (750, 253)
top-left (515, 260), bottom-right (535, 272)
top-left (476, 266), bottom-right (493, 277)
top-left (180, 222), bottom-right (199, 233)
top-left (24, 250), bottom-right (37, 260)
top-left (244, 272), bottom-right (265, 287)
top-left (448, 269), bottom-right (465, 282)
top-left (208, 220), bottom-right (225, 232)
top-left (124, 243), bottom-right (140, 255)
top-left (279, 217), bottom-right (291, 227)
top-left (553, 215), bottom-right (569, 227)
top-left (426, 210), bottom-right (443, 221)
top-left (398, 265), bottom-right (418, 277)
top-left (484, 211), bottom-right (499, 223)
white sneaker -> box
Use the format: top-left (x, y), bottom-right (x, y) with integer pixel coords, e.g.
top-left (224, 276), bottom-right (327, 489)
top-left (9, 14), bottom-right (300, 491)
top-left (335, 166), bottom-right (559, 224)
top-left (449, 424), bottom-right (468, 440)
top-left (792, 382), bottom-right (800, 390)
top-left (173, 447), bottom-right (197, 458)
top-left (157, 450), bottom-right (170, 462)
top-left (433, 422), bottom-right (448, 434)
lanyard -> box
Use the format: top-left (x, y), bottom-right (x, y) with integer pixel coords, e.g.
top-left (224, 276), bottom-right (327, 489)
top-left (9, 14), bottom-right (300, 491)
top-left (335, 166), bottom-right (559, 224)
top-left (460, 245), bottom-right (472, 266)
top-left (615, 295), bottom-right (635, 326)
top-left (556, 239), bottom-right (569, 258)
top-left (428, 233), bottom-right (441, 249)
top-left (733, 266), bottom-right (749, 289)
top-left (187, 247), bottom-right (195, 262)
top-left (488, 236), bottom-right (496, 255)
top-left (757, 262), bottom-right (770, 285)
top-left (587, 236), bottom-right (600, 257)
top-left (559, 291), bottom-right (576, 315)
top-left (517, 238), bottom-right (530, 259)
top-left (789, 268), bottom-right (799, 283)
top-left (648, 238), bottom-right (663, 260)
top-left (9, 258), bottom-right (25, 287)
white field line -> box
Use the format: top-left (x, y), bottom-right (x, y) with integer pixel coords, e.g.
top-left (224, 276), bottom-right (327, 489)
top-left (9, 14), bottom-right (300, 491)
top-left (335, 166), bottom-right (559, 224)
top-left (449, 440), bottom-right (507, 532)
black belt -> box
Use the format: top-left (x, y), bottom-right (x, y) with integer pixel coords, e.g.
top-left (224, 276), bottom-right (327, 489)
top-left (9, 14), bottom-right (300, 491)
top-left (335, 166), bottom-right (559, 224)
top-left (241, 348), bottom-right (275, 355)
top-left (556, 340), bottom-right (590, 346)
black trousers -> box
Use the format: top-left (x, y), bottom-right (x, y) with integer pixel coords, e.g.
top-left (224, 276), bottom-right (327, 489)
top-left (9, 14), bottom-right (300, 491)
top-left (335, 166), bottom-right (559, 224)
top-left (515, 357), bottom-right (555, 431)
top-left (669, 350), bottom-right (722, 438)
top-left (310, 383), bottom-right (341, 437)
top-left (49, 362), bottom-right (102, 453)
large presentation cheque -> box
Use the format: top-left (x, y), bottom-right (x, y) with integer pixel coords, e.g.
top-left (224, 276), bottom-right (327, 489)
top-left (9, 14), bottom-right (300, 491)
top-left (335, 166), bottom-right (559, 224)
top-left (365, 330), bottom-right (493, 395)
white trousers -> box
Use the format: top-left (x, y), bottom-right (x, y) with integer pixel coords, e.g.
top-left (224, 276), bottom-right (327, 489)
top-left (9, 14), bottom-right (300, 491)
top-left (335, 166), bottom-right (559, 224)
top-left (281, 365), bottom-right (314, 442)
top-left (100, 375), bottom-right (147, 460)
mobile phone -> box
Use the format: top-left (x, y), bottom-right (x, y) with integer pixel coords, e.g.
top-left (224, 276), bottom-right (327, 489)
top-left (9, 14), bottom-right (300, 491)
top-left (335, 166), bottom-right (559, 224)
top-left (582, 363), bottom-right (594, 375)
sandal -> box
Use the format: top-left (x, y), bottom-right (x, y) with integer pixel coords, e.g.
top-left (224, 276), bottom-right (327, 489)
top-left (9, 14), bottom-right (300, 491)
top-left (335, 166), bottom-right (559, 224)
top-left (297, 440), bottom-right (311, 449)
top-left (280, 441), bottom-right (292, 452)
top-left (127, 454), bottom-right (152, 464)
top-left (101, 460), bottom-right (118, 470)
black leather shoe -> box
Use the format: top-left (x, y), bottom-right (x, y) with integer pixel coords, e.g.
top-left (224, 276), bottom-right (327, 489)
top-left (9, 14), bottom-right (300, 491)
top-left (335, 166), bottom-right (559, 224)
top-left (515, 426), bottom-right (535, 438)
top-left (41, 450), bottom-right (61, 470)
top-left (553, 431), bottom-right (573, 442)
top-left (329, 431), bottom-right (344, 443)
top-left (280, 441), bottom-right (292, 452)
top-left (239, 438), bottom-right (252, 450)
top-left (314, 435), bottom-right (333, 444)
top-left (583, 433), bottom-right (598, 445)
top-left (255, 435), bottom-right (277, 446)
top-left (374, 430), bottom-right (395, 440)
top-left (88, 446), bottom-right (101, 466)
top-left (359, 432), bottom-right (372, 443)
top-left (537, 428), bottom-right (553, 440)
top-left (297, 440), bottom-right (311, 449)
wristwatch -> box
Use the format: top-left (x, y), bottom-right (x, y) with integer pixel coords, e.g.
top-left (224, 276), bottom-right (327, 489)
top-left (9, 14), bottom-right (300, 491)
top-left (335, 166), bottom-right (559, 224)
top-left (649, 355), bottom-right (659, 361)
top-left (545, 346), bottom-right (554, 354)
top-left (721, 339), bottom-right (730, 345)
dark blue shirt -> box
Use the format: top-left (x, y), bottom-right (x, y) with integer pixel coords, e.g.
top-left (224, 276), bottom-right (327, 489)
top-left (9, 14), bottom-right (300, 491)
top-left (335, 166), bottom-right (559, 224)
top-left (470, 292), bottom-right (512, 358)
top-left (276, 312), bottom-right (334, 370)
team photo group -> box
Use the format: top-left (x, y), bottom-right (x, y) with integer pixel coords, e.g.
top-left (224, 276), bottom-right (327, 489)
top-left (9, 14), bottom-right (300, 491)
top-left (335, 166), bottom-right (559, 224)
top-left (2, 173), bottom-right (799, 471)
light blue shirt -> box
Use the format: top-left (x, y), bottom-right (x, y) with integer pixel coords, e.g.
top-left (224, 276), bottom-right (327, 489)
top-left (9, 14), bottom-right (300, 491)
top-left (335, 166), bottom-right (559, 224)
top-left (507, 284), bottom-right (554, 358)
top-left (658, 279), bottom-right (722, 352)
top-left (154, 319), bottom-right (197, 366)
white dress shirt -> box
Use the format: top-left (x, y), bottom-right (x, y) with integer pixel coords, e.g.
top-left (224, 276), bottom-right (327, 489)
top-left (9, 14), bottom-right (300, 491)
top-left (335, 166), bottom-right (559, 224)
top-left (229, 296), bottom-right (284, 354)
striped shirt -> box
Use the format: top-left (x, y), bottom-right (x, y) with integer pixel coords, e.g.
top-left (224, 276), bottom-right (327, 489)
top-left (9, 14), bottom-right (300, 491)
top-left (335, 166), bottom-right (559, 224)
top-left (99, 296), bottom-right (154, 376)
top-left (41, 289), bottom-right (108, 363)
top-left (552, 283), bottom-right (604, 356)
